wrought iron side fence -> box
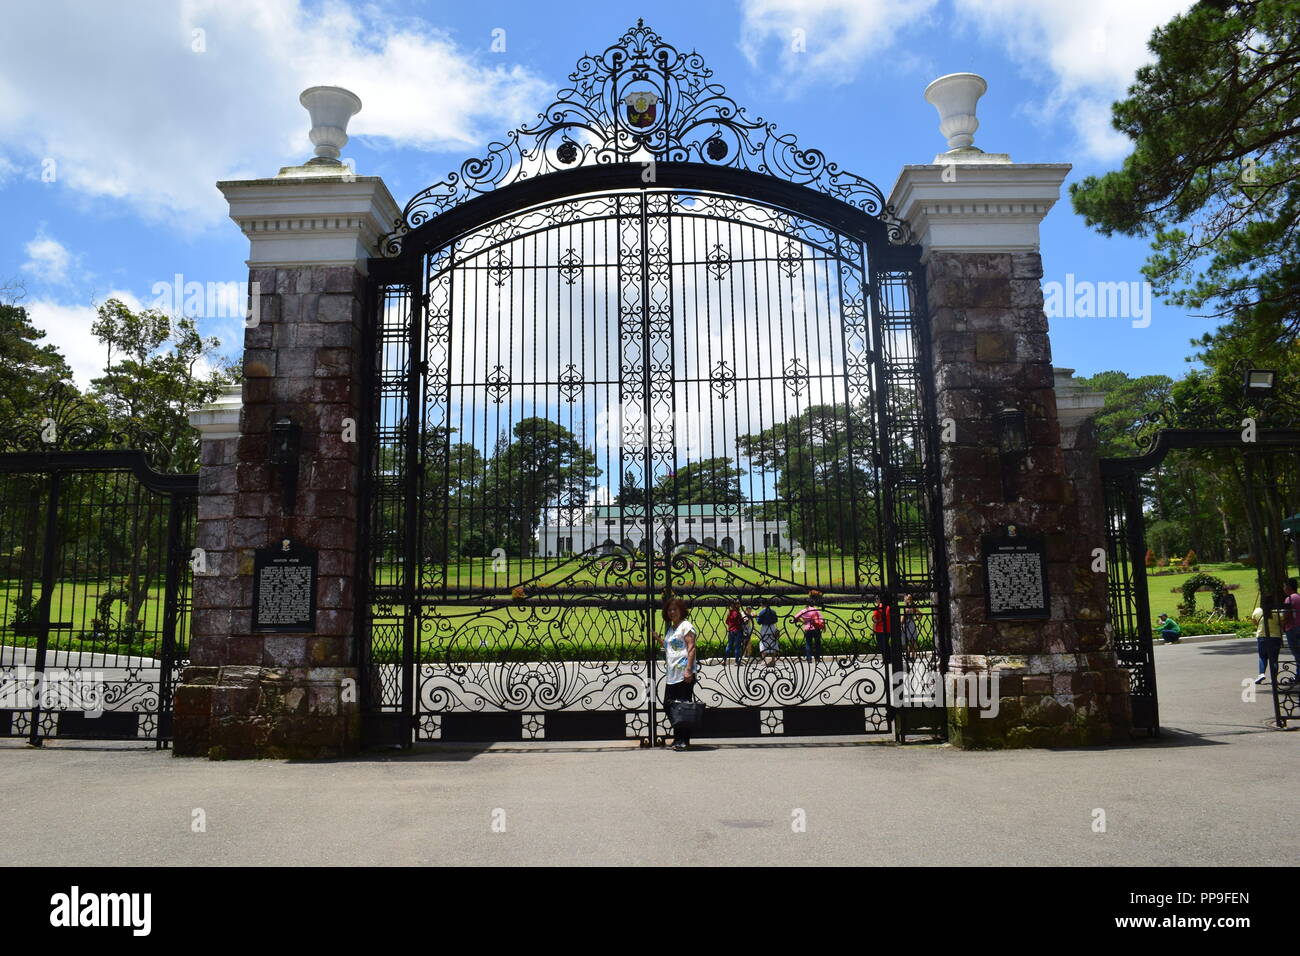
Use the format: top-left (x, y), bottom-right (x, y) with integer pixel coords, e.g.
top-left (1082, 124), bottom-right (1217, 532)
top-left (0, 451), bottom-right (197, 746)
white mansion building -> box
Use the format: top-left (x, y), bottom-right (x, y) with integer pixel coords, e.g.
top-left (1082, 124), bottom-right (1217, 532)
top-left (537, 504), bottom-right (796, 558)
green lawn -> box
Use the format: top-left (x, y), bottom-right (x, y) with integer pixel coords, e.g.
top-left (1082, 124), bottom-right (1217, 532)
top-left (1142, 562), bottom-right (1277, 620)
top-left (0, 577), bottom-right (188, 658)
top-left (1, 556), bottom-right (1277, 662)
top-left (372, 551), bottom-right (919, 591)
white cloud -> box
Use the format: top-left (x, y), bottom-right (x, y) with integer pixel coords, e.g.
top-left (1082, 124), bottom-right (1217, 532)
top-left (0, 0), bottom-right (553, 227)
top-left (739, 0), bottom-right (940, 86)
top-left (25, 291), bottom-right (144, 388)
top-left (738, 0), bottom-right (1193, 161)
top-left (27, 289), bottom-right (234, 389)
top-left (952, 0), bottom-right (1193, 161)
top-left (21, 230), bottom-right (77, 285)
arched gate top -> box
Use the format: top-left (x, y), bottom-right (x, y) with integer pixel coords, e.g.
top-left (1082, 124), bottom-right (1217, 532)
top-left (381, 19), bottom-right (907, 257)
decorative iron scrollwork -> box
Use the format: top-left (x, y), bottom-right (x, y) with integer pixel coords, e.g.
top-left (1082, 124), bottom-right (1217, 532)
top-left (783, 357), bottom-right (810, 398)
top-left (381, 19), bottom-right (906, 256)
top-left (706, 243), bottom-right (731, 281)
top-left (484, 365), bottom-right (512, 405)
top-left (776, 238), bottom-right (803, 278)
top-left (710, 359), bottom-right (736, 398)
top-left (486, 248), bottom-right (512, 287)
top-left (557, 363), bottom-right (584, 403)
top-left (0, 380), bottom-right (124, 453)
top-left (558, 247), bottom-right (584, 286)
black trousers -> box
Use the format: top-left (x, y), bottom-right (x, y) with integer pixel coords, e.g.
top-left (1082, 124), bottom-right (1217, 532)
top-left (663, 679), bottom-right (695, 744)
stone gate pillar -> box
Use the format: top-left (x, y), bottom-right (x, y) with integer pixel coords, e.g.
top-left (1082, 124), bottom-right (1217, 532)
top-left (889, 79), bottom-right (1132, 747)
top-left (174, 89), bottom-right (399, 758)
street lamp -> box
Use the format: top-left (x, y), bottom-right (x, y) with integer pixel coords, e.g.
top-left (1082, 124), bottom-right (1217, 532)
top-left (1244, 368), bottom-right (1277, 398)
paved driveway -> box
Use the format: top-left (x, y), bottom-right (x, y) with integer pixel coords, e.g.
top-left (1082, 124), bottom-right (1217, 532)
top-left (0, 638), bottom-right (1292, 866)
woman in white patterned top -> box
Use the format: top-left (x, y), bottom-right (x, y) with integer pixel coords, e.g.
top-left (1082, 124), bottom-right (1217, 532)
top-left (652, 597), bottom-right (698, 751)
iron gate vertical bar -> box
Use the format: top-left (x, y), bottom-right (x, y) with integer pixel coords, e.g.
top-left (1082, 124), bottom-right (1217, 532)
top-left (639, 187), bottom-right (660, 747)
top-left (402, 265), bottom-right (426, 748)
top-left (1271, 662), bottom-right (1285, 727)
top-left (19, 482), bottom-right (41, 608)
top-left (29, 468), bottom-right (61, 746)
top-left (833, 236), bottom-right (865, 593)
top-left (1122, 469), bottom-right (1160, 737)
top-left (867, 262), bottom-right (900, 736)
top-left (1241, 452), bottom-right (1271, 600)
top-left (157, 491), bottom-right (186, 748)
top-left (439, 250), bottom-right (456, 607)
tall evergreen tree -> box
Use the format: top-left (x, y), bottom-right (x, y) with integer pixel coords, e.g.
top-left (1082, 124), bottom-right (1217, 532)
top-left (1071, 0), bottom-right (1300, 339)
top-left (0, 283), bottom-right (75, 433)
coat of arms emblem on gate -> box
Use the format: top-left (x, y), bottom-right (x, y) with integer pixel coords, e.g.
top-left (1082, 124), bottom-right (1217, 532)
top-left (622, 89), bottom-right (658, 128)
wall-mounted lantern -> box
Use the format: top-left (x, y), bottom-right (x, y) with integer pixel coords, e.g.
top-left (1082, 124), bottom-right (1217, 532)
top-left (996, 407), bottom-right (1028, 502)
top-left (270, 418), bottom-right (302, 514)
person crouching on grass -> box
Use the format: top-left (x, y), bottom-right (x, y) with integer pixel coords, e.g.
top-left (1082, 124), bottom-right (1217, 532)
top-left (652, 597), bottom-right (699, 751)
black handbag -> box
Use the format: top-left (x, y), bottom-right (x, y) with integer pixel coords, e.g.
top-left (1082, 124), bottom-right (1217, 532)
top-left (666, 698), bottom-right (705, 731)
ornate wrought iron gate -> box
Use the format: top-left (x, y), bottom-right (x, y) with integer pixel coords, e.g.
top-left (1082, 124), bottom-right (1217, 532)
top-left (1102, 427), bottom-right (1300, 735)
top-left (0, 425), bottom-right (197, 745)
top-left (1101, 468), bottom-right (1159, 735)
top-left (358, 21), bottom-right (948, 746)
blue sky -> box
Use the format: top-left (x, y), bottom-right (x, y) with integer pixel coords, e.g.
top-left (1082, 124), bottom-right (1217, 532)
top-left (1, 0), bottom-right (1206, 386)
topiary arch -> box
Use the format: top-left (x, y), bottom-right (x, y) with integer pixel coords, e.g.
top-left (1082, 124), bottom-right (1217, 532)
top-left (1178, 573), bottom-right (1231, 614)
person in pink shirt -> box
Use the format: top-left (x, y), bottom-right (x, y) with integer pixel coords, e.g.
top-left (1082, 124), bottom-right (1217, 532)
top-left (1281, 579), bottom-right (1300, 685)
top-left (791, 603), bottom-right (825, 661)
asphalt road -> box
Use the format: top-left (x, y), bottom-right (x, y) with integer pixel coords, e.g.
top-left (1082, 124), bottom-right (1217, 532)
top-left (0, 638), bottom-right (1293, 866)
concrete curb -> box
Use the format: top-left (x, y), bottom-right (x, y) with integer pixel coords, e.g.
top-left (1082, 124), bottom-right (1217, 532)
top-left (1154, 633), bottom-right (1244, 646)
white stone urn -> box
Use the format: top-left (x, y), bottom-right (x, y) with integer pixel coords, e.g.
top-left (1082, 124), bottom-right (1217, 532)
top-left (924, 73), bottom-right (988, 152)
top-left (299, 86), bottom-right (362, 165)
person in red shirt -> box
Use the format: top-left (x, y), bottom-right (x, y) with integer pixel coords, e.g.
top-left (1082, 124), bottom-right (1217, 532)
top-left (872, 600), bottom-right (892, 656)
top-left (724, 602), bottom-right (746, 665)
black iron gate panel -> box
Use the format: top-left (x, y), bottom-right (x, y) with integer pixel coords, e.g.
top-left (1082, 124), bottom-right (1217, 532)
top-left (1101, 468), bottom-right (1159, 736)
top-left (0, 452), bottom-right (196, 746)
top-left (1102, 428), bottom-right (1300, 736)
top-left (357, 21), bottom-right (950, 746)
top-left (360, 184), bottom-right (945, 745)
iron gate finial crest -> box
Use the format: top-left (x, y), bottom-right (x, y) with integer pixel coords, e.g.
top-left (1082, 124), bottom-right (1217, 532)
top-left (381, 20), bottom-right (907, 256)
